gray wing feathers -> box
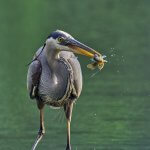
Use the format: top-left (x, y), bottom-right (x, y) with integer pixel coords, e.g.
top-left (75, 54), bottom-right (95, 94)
top-left (27, 60), bottom-right (42, 99)
top-left (60, 51), bottom-right (83, 98)
top-left (68, 57), bottom-right (82, 98)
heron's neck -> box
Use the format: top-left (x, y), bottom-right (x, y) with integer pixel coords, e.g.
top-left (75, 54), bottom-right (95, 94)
top-left (45, 44), bottom-right (60, 72)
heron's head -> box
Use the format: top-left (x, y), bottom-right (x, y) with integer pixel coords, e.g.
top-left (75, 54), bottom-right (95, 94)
top-left (46, 30), bottom-right (101, 58)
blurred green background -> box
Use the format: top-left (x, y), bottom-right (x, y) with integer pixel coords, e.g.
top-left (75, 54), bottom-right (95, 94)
top-left (0, 0), bottom-right (150, 150)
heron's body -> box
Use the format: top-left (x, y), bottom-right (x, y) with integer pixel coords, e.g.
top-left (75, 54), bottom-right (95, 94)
top-left (27, 30), bottom-right (104, 150)
top-left (27, 47), bottom-right (82, 107)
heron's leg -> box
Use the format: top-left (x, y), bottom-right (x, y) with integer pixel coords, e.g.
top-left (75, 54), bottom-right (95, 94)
top-left (64, 101), bottom-right (74, 150)
top-left (32, 102), bottom-right (45, 150)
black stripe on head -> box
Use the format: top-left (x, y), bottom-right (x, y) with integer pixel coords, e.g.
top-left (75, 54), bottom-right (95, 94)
top-left (47, 31), bottom-right (66, 39)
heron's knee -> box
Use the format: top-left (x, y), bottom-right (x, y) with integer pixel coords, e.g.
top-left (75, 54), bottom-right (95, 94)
top-left (38, 128), bottom-right (45, 135)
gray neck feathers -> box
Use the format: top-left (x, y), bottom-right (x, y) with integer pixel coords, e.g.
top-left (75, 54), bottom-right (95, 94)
top-left (45, 44), bottom-right (60, 72)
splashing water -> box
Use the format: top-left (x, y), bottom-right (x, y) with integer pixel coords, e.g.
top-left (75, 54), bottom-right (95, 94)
top-left (89, 69), bottom-right (101, 78)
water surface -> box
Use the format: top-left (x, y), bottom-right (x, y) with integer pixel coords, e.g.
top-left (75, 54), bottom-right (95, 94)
top-left (0, 0), bottom-right (150, 150)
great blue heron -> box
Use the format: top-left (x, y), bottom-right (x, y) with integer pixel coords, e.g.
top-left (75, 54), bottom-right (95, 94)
top-left (27, 30), bottom-right (105, 150)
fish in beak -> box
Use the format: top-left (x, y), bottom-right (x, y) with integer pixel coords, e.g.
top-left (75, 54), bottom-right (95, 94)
top-left (63, 38), bottom-right (107, 70)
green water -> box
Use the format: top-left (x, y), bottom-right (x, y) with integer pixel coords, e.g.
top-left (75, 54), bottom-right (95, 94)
top-left (0, 0), bottom-right (150, 150)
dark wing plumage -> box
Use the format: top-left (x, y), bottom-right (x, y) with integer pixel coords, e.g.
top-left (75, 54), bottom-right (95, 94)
top-left (27, 60), bottom-right (42, 99)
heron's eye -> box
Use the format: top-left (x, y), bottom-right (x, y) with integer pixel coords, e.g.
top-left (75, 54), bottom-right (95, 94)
top-left (58, 37), bottom-right (64, 43)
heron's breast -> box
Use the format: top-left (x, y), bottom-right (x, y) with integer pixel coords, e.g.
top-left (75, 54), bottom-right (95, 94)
top-left (39, 59), bottom-right (71, 101)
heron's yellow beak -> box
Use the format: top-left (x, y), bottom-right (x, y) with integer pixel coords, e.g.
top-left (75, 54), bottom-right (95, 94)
top-left (65, 38), bottom-right (102, 58)
top-left (69, 45), bottom-right (95, 58)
